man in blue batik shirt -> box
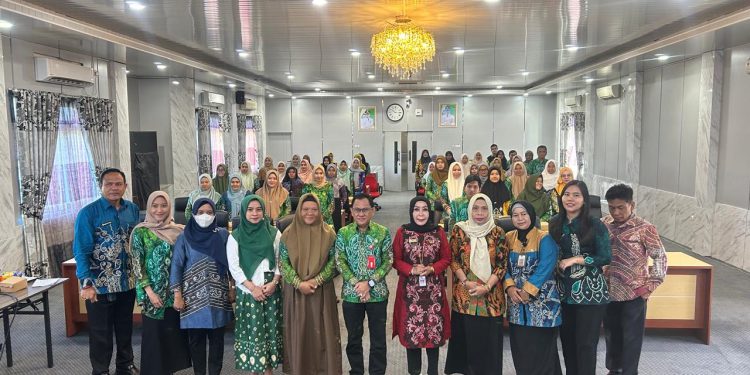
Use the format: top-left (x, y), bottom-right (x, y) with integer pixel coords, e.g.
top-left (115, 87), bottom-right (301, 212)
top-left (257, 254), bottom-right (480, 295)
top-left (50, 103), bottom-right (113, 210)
top-left (74, 168), bottom-right (140, 375)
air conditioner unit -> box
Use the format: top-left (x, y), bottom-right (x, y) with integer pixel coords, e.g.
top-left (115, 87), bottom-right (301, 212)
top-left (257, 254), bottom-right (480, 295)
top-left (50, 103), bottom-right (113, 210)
top-left (596, 84), bottom-right (622, 100)
top-left (201, 91), bottom-right (225, 107)
top-left (564, 95), bottom-right (582, 107)
top-left (34, 56), bottom-right (95, 87)
top-left (243, 98), bottom-right (257, 111)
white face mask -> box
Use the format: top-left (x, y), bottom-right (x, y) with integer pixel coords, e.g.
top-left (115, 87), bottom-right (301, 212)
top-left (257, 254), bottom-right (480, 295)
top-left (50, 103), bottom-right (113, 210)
top-left (194, 213), bottom-right (215, 228)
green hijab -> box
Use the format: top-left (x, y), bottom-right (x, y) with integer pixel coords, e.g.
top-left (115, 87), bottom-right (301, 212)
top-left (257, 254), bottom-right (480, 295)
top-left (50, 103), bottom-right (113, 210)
top-left (517, 174), bottom-right (550, 219)
top-left (231, 195), bottom-right (278, 277)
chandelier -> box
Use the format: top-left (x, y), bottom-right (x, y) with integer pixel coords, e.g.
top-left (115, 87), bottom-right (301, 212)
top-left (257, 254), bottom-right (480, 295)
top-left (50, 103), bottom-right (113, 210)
top-left (371, 15), bottom-right (436, 80)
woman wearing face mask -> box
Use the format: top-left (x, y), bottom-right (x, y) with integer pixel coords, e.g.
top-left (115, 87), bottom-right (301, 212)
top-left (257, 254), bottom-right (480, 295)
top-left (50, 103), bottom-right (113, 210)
top-left (239, 161), bottom-right (256, 193)
top-left (517, 174), bottom-right (553, 222)
top-left (186, 174), bottom-right (224, 221)
top-left (132, 191), bottom-right (191, 375)
top-left (504, 201), bottom-right (562, 375)
top-left (302, 164), bottom-right (334, 225)
top-left (392, 197), bottom-right (451, 375)
top-left (424, 156), bottom-right (449, 209)
top-left (227, 195), bottom-right (283, 374)
top-left (279, 194), bottom-right (342, 375)
top-left (507, 161), bottom-right (529, 201)
top-left (213, 163), bottom-right (230, 196)
top-left (298, 159), bottom-right (314, 185)
top-left (550, 180), bottom-right (611, 375)
top-left (350, 158), bottom-right (366, 194)
top-left (221, 174), bottom-right (249, 219)
top-left (170, 198), bottom-right (233, 375)
top-left (282, 166), bottom-right (305, 199)
top-left (444, 194), bottom-right (508, 375)
top-left (256, 170), bottom-right (291, 221)
top-left (416, 149), bottom-right (432, 187)
top-left (481, 167), bottom-right (511, 218)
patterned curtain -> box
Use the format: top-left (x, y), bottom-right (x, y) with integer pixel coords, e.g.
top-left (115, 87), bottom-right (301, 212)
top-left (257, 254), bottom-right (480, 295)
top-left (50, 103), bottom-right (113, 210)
top-left (251, 114), bottom-right (263, 161)
top-left (196, 108), bottom-right (212, 174)
top-left (559, 112), bottom-right (585, 178)
top-left (78, 97), bottom-right (114, 180)
top-left (219, 112), bottom-right (234, 171)
top-left (11, 88), bottom-right (62, 277)
top-left (237, 113), bottom-right (247, 164)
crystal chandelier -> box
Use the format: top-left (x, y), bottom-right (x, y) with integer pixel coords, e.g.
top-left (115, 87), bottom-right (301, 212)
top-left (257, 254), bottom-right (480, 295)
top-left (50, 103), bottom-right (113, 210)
top-left (371, 15), bottom-right (436, 80)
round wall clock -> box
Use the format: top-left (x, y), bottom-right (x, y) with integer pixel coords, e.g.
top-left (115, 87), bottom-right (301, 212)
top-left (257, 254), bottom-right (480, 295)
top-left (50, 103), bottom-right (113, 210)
top-left (386, 103), bottom-right (405, 122)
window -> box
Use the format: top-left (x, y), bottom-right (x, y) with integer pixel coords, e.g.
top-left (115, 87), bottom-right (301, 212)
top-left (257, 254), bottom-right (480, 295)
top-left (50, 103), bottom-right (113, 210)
top-left (43, 101), bottom-right (100, 220)
top-left (209, 112), bottom-right (225, 173)
top-left (245, 116), bottom-right (259, 172)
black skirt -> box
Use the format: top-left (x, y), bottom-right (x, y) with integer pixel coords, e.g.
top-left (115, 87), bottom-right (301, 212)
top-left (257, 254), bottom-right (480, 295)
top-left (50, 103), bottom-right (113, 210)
top-left (140, 307), bottom-right (192, 375)
top-left (509, 324), bottom-right (563, 375)
top-left (444, 311), bottom-right (504, 375)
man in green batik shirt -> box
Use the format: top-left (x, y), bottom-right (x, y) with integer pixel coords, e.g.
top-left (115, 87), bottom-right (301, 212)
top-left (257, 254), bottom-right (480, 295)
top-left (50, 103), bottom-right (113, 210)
top-left (335, 193), bottom-right (393, 375)
top-left (526, 145), bottom-right (549, 175)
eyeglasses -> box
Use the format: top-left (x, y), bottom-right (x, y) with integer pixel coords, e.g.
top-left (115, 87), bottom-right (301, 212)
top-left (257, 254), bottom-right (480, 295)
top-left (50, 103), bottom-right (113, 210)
top-left (351, 208), bottom-right (372, 215)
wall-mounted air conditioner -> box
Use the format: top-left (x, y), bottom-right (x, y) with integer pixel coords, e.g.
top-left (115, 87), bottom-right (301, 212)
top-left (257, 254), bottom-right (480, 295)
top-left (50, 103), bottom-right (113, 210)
top-left (201, 91), bottom-right (225, 107)
top-left (34, 56), bottom-right (95, 87)
top-left (564, 95), bottom-right (582, 107)
top-left (243, 98), bottom-right (257, 111)
top-left (596, 84), bottom-right (622, 100)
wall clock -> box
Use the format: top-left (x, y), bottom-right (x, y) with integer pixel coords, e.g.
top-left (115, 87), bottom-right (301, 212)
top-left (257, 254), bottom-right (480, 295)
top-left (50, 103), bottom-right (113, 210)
top-left (386, 103), bottom-right (404, 122)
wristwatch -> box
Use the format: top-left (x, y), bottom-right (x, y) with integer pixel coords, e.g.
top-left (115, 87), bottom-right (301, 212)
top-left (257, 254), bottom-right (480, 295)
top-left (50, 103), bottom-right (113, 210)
top-left (368, 279), bottom-right (376, 288)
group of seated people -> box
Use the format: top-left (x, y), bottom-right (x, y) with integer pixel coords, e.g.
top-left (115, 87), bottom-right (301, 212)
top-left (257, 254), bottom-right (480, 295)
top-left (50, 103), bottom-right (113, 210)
top-left (73, 141), bottom-right (668, 375)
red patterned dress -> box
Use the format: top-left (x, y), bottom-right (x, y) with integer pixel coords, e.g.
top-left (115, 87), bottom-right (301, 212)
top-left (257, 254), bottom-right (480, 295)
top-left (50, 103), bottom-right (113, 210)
top-left (391, 227), bottom-right (452, 348)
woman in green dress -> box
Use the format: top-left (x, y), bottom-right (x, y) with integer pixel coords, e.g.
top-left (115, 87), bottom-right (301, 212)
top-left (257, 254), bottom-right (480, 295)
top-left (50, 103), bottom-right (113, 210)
top-left (185, 173), bottom-right (224, 221)
top-left (256, 169), bottom-right (291, 221)
top-left (131, 191), bottom-right (191, 375)
top-left (302, 164), bottom-right (334, 225)
top-left (227, 195), bottom-right (283, 374)
top-left (517, 174), bottom-right (553, 222)
top-left (424, 155), bottom-right (449, 209)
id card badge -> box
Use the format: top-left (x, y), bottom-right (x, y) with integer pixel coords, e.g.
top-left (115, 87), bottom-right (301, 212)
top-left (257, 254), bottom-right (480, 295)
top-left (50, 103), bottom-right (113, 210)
top-left (418, 275), bottom-right (427, 287)
top-left (367, 255), bottom-right (376, 270)
top-left (517, 254), bottom-right (526, 268)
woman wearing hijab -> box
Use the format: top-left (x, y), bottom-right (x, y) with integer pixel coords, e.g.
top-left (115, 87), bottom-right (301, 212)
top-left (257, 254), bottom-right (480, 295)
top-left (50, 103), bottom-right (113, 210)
top-left (186, 173), bottom-right (224, 221)
top-left (416, 149), bottom-right (432, 186)
top-left (259, 156), bottom-right (274, 178)
top-left (239, 161), bottom-right (256, 193)
top-left (541, 160), bottom-right (560, 192)
top-left (468, 164), bottom-right (479, 177)
top-left (496, 150), bottom-right (509, 171)
top-left (490, 157), bottom-right (504, 171)
top-left (291, 154), bottom-right (302, 169)
top-left (321, 155), bottom-right (332, 170)
top-left (420, 161), bottom-right (436, 187)
top-left (170, 198), bottom-right (233, 375)
top-left (517, 174), bottom-right (553, 222)
top-left (444, 194), bottom-right (508, 375)
top-left (503, 201), bottom-right (562, 375)
top-left (282, 166), bottom-right (305, 199)
top-left (459, 153), bottom-right (471, 177)
top-left (445, 151), bottom-right (457, 166)
top-left (472, 151), bottom-right (483, 166)
top-left (302, 164), bottom-right (334, 225)
top-left (279, 194), bottom-right (342, 375)
top-left (550, 166), bottom-right (575, 215)
top-left (355, 153), bottom-right (371, 175)
top-left (221, 173), bottom-right (249, 219)
top-left (298, 159), bottom-right (314, 184)
top-left (327, 164), bottom-right (348, 231)
top-left (507, 161), bottom-right (529, 200)
top-left (550, 180), bottom-right (611, 375)
top-left (424, 156), bottom-right (449, 209)
top-left (477, 163), bottom-right (490, 186)
top-left (227, 195), bottom-right (283, 373)
top-left (256, 170), bottom-right (291, 221)
top-left (212, 163), bottom-right (230, 195)
top-left (277, 161), bottom-right (288, 176)
top-left (440, 162), bottom-right (465, 212)
top-left (350, 158), bottom-right (366, 193)
top-left (392, 197), bottom-right (451, 375)
top-left (132, 191), bottom-right (191, 375)
top-left (481, 166), bottom-right (511, 218)
top-left (337, 160), bottom-right (353, 193)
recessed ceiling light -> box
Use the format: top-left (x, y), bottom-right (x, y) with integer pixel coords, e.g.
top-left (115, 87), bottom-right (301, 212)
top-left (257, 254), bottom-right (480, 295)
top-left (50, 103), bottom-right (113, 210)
top-left (238, 51), bottom-right (249, 58)
top-left (496, 85), bottom-right (503, 89)
top-left (546, 90), bottom-right (552, 94)
top-left (156, 64), bottom-right (167, 70)
top-left (153, 62), bottom-right (162, 65)
top-left (268, 93), bottom-right (275, 97)
top-left (367, 74), bottom-right (376, 80)
top-left (291, 96), bottom-right (297, 99)
top-left (228, 83), bottom-right (237, 88)
top-left (435, 87), bottom-right (441, 90)
top-left (521, 71), bottom-right (530, 76)
top-left (442, 73), bottom-right (450, 78)
top-left (312, 0), bottom-right (327, 6)
top-left (314, 88), bottom-right (321, 92)
top-left (377, 87), bottom-right (384, 91)
top-left (485, 0), bottom-right (500, 3)
top-left (320, 90), bottom-right (326, 93)
top-left (126, 1), bottom-right (146, 11)
top-left (287, 75), bottom-right (295, 79)
top-left (523, 93), bottom-right (529, 97)
top-left (467, 94), bottom-right (473, 97)
top-left (454, 48), bottom-right (465, 55)
top-left (351, 51), bottom-right (361, 57)
top-left (0, 20), bottom-right (14, 29)
top-left (585, 78), bottom-right (594, 83)
top-left (566, 45), bottom-right (579, 52)
top-left (346, 96), bottom-right (351, 99)
top-left (171, 80), bottom-right (180, 85)
top-left (657, 55), bottom-right (670, 61)
top-left (210, 47), bottom-right (222, 51)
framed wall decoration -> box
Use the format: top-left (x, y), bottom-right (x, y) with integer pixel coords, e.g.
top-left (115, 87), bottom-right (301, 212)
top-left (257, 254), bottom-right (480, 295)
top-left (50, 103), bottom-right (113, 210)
top-left (358, 106), bottom-right (377, 131)
top-left (438, 103), bottom-right (457, 128)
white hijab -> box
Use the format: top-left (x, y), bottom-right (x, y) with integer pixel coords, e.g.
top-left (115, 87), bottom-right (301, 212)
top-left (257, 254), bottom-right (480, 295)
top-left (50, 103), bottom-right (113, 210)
top-left (541, 159), bottom-right (559, 191)
top-left (446, 162), bottom-right (466, 202)
top-left (455, 193), bottom-right (496, 283)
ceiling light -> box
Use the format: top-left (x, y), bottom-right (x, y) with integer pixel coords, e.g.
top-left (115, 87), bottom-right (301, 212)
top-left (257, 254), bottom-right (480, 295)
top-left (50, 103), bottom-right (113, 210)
top-left (523, 93), bottom-right (529, 97)
top-left (467, 94), bottom-right (473, 97)
top-left (405, 95), bottom-right (411, 99)
top-left (351, 51), bottom-right (361, 57)
top-left (153, 62), bottom-right (162, 65)
top-left (546, 90), bottom-right (552, 94)
top-left (320, 90), bottom-right (326, 93)
top-left (435, 87), bottom-right (441, 90)
top-left (126, 1), bottom-right (145, 11)
top-left (171, 80), bottom-right (180, 85)
top-left (521, 71), bottom-right (530, 76)
top-left (125, 69), bottom-right (130, 74)
top-left (346, 96), bottom-right (351, 99)
top-left (238, 51), bottom-right (249, 58)
top-left (312, 0), bottom-right (328, 6)
top-left (0, 20), bottom-right (14, 29)
top-left (442, 73), bottom-right (450, 78)
top-left (314, 88), bottom-right (321, 92)
top-left (377, 87), bottom-right (384, 91)
top-left (291, 96), bottom-right (297, 99)
top-left (496, 85), bottom-right (503, 89)
top-left (585, 78), bottom-right (594, 83)
top-left (485, 0), bottom-right (500, 3)
top-left (268, 93), bottom-right (275, 97)
top-left (566, 45), bottom-right (579, 52)
top-left (371, 15), bottom-right (436, 80)
top-left (228, 83), bottom-right (237, 88)
top-left (454, 48), bottom-right (465, 55)
top-left (287, 75), bottom-right (295, 79)
top-left (657, 55), bottom-right (670, 61)
top-left (367, 74), bottom-right (376, 80)
top-left (156, 64), bottom-right (167, 70)
top-left (210, 47), bottom-right (222, 51)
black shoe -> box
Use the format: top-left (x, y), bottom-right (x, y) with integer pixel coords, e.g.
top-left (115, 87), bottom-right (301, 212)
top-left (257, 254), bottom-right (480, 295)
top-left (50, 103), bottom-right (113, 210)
top-left (116, 365), bottom-right (139, 375)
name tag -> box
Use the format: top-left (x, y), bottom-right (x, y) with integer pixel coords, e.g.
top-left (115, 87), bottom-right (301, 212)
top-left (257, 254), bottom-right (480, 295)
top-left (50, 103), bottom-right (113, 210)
top-left (408, 237), bottom-right (418, 244)
top-left (367, 255), bottom-right (376, 270)
top-left (418, 275), bottom-right (427, 287)
top-left (517, 254), bottom-right (526, 268)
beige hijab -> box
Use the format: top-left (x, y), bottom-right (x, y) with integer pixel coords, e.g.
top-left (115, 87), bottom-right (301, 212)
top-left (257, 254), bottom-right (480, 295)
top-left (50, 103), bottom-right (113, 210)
top-left (256, 170), bottom-right (289, 220)
top-left (281, 193), bottom-right (337, 280)
top-left (298, 159), bottom-right (313, 184)
top-left (446, 162), bottom-right (466, 202)
top-left (130, 191), bottom-right (184, 245)
top-left (509, 161), bottom-right (529, 198)
top-left (455, 193), bottom-right (496, 283)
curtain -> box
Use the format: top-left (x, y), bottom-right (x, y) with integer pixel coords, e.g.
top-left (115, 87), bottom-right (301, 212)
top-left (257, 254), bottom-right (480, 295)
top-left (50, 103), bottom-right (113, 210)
top-left (209, 112), bottom-right (225, 173)
top-left (237, 113), bottom-right (247, 165)
top-left (245, 116), bottom-right (260, 170)
top-left (78, 97), bottom-right (114, 180)
top-left (559, 112), bottom-right (585, 178)
top-left (219, 112), bottom-right (234, 171)
top-left (196, 108), bottom-right (212, 175)
top-left (11, 88), bottom-right (62, 277)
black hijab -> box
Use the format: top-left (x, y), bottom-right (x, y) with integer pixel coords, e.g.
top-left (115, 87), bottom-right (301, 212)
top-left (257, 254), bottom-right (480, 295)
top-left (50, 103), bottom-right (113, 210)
top-left (445, 151), bottom-right (456, 165)
top-left (420, 149), bottom-right (432, 166)
top-left (510, 200), bottom-right (537, 246)
top-left (403, 196), bottom-right (437, 233)
top-left (183, 198), bottom-right (229, 273)
top-left (481, 166), bottom-right (511, 210)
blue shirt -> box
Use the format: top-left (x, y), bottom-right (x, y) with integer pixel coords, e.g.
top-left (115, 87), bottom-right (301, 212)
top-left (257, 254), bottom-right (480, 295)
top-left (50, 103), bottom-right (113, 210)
top-left (73, 196), bottom-right (140, 294)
